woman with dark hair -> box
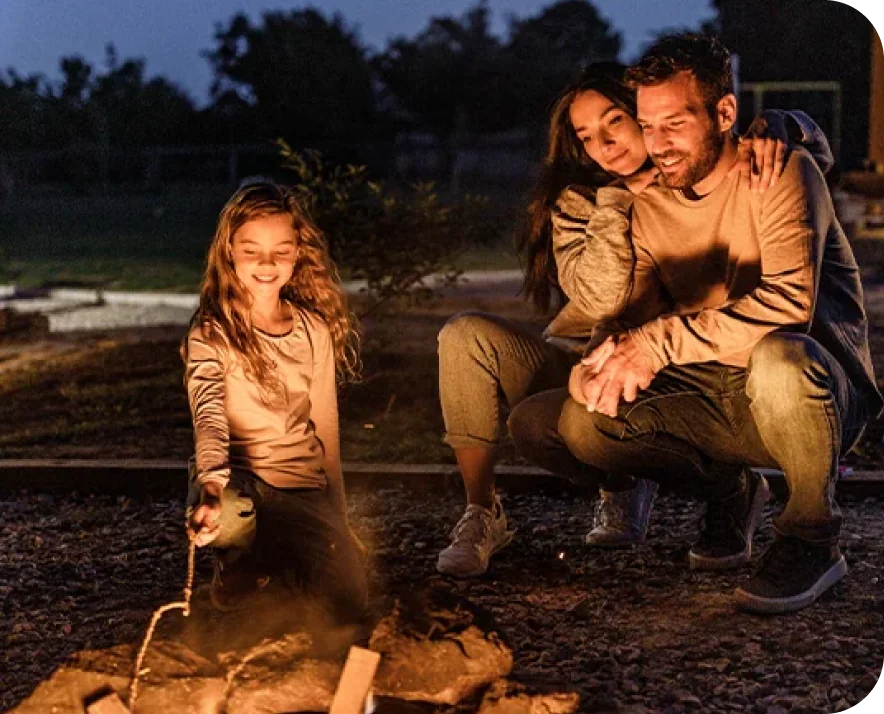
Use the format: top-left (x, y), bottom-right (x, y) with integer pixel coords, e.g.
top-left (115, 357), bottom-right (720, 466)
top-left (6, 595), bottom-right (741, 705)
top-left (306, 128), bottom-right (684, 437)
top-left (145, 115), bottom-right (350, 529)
top-left (435, 61), bottom-right (822, 578)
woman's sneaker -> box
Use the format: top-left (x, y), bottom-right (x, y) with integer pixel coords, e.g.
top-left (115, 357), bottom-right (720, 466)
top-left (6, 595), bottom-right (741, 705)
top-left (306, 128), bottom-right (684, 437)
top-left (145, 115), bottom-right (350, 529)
top-left (436, 497), bottom-right (515, 578)
top-left (734, 536), bottom-right (847, 614)
top-left (585, 478), bottom-right (658, 547)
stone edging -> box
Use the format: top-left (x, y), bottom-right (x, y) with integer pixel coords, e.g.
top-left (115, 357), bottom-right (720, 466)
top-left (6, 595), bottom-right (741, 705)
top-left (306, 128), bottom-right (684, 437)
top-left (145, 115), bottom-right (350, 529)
top-left (0, 460), bottom-right (882, 499)
top-left (0, 270), bottom-right (526, 309)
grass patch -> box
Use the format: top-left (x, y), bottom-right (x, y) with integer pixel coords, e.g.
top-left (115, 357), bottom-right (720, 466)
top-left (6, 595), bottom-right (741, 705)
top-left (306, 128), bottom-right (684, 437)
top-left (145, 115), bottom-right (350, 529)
top-left (0, 186), bottom-right (523, 292)
top-left (453, 239), bottom-right (521, 272)
top-left (0, 187), bottom-right (227, 290)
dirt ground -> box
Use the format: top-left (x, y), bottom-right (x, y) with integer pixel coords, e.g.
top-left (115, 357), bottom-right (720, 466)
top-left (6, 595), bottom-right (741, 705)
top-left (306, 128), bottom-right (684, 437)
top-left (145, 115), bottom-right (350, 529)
top-left (0, 297), bottom-right (541, 465)
top-left (1, 295), bottom-right (884, 467)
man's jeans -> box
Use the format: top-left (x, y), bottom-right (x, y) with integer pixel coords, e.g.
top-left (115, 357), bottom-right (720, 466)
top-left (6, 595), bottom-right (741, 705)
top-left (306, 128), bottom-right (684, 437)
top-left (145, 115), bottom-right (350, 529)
top-left (187, 472), bottom-right (368, 622)
top-left (557, 333), bottom-right (867, 544)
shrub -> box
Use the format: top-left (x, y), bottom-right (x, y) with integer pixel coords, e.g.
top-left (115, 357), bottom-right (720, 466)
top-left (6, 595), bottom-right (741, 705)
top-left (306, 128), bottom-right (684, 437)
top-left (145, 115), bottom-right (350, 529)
top-left (278, 141), bottom-right (500, 316)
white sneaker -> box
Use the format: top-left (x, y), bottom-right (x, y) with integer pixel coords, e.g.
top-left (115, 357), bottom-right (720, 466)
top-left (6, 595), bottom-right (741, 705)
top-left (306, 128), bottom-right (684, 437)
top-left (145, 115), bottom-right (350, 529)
top-left (585, 478), bottom-right (658, 548)
top-left (436, 497), bottom-right (515, 577)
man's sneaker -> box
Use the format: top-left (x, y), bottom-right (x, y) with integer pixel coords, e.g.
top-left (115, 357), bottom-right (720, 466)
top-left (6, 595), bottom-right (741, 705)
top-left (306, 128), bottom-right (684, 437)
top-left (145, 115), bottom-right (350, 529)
top-left (436, 497), bottom-right (515, 578)
top-left (734, 536), bottom-right (847, 614)
top-left (585, 478), bottom-right (658, 547)
top-left (689, 469), bottom-right (770, 570)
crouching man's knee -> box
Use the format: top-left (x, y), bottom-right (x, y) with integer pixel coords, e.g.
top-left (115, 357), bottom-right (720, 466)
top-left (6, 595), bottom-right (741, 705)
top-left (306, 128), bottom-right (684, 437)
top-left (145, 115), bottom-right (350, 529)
top-left (747, 333), bottom-right (830, 410)
top-left (558, 396), bottom-right (612, 468)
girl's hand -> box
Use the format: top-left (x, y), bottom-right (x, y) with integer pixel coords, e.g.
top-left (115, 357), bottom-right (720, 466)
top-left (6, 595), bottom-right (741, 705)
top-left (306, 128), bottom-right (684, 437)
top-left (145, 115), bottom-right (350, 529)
top-left (188, 482), bottom-right (223, 547)
top-left (731, 114), bottom-right (789, 193)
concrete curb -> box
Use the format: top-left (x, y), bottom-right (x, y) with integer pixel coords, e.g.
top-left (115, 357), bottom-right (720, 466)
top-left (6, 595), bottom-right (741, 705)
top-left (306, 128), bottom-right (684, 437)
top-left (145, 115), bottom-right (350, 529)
top-left (0, 460), bottom-right (882, 499)
top-left (0, 460), bottom-right (563, 496)
top-left (0, 270), bottom-right (526, 309)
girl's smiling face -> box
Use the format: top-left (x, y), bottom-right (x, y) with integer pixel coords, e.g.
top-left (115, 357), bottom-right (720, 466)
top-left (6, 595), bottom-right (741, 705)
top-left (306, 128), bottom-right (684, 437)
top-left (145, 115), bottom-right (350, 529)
top-left (231, 214), bottom-right (299, 298)
top-left (569, 89), bottom-right (647, 177)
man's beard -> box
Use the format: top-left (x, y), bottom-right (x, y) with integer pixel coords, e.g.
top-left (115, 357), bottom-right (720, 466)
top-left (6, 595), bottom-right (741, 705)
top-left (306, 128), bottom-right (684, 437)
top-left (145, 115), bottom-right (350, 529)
top-left (655, 127), bottom-right (725, 190)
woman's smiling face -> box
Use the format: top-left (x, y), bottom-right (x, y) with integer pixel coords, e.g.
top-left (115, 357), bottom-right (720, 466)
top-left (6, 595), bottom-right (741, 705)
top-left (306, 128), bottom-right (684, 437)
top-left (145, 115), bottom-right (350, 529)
top-left (569, 89), bottom-right (647, 177)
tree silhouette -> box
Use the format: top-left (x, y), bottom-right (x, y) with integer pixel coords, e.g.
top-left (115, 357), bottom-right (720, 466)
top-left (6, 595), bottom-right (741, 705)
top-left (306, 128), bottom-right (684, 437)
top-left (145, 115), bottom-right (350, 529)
top-left (0, 71), bottom-right (51, 150)
top-left (507, 0), bottom-right (621, 128)
top-left (90, 45), bottom-right (194, 149)
top-left (374, 4), bottom-right (513, 141)
top-left (373, 0), bottom-right (622, 157)
top-left (204, 9), bottom-right (376, 147)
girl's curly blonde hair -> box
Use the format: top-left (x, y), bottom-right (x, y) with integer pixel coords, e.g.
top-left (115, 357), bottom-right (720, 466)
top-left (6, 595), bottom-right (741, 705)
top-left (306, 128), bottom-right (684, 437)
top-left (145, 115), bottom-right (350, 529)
top-left (190, 179), bottom-right (360, 387)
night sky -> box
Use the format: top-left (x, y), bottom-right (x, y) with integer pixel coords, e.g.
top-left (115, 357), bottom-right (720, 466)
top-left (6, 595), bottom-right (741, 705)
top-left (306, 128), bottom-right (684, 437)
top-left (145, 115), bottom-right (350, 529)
top-left (0, 0), bottom-right (880, 106)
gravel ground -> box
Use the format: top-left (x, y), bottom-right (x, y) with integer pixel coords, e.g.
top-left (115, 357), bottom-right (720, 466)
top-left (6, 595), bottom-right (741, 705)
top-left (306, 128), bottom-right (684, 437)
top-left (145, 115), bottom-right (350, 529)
top-left (2, 485), bottom-right (882, 713)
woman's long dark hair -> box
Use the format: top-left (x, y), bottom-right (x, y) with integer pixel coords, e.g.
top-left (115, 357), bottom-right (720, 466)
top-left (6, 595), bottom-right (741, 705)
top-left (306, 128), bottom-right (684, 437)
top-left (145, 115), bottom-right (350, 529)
top-left (517, 62), bottom-right (638, 313)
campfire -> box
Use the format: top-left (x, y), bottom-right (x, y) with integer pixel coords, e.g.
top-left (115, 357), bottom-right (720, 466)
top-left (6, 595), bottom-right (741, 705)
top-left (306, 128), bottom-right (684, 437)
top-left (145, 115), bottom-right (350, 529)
top-left (86, 644), bottom-right (380, 714)
top-left (11, 569), bottom-right (581, 714)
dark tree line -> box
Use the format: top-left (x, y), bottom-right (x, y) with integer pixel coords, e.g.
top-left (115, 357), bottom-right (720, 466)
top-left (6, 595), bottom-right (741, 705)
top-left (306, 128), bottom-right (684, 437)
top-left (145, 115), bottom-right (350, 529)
top-left (0, 0), bottom-right (877, 168)
top-left (0, 1), bottom-right (622, 159)
top-left (709, 0), bottom-right (875, 170)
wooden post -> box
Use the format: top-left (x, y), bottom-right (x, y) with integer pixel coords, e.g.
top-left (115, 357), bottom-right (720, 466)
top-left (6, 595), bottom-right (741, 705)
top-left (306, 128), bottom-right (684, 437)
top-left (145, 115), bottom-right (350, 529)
top-left (869, 26), bottom-right (884, 169)
top-left (329, 646), bottom-right (381, 714)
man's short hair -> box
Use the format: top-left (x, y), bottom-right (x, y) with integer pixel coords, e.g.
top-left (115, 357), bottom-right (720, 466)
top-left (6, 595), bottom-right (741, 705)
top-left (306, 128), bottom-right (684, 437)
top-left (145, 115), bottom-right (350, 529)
top-left (626, 32), bottom-right (733, 117)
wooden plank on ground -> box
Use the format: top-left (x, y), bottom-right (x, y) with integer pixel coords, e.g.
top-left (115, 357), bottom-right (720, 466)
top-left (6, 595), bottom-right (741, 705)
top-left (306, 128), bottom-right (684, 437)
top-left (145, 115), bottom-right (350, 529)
top-left (85, 691), bottom-right (130, 714)
top-left (329, 646), bottom-right (380, 714)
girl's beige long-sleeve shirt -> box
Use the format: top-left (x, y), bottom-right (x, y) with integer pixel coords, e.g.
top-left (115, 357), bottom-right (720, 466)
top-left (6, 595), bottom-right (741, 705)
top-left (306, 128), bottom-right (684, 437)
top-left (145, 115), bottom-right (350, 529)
top-left (185, 308), bottom-right (343, 497)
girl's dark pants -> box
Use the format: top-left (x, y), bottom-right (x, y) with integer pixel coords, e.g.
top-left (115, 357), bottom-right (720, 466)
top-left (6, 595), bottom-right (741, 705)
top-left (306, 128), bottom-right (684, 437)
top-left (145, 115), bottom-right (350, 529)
top-left (189, 473), bottom-right (369, 624)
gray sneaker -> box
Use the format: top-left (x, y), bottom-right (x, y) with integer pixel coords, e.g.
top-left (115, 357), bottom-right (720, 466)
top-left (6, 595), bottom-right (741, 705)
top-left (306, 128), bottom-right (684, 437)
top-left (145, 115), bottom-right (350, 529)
top-left (436, 497), bottom-right (515, 577)
top-left (584, 478), bottom-right (658, 547)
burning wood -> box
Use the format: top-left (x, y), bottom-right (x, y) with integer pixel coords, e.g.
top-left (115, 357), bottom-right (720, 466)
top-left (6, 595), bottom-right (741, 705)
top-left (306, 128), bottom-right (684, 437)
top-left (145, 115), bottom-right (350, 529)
top-left (329, 646), bottom-right (381, 714)
top-left (85, 691), bottom-right (131, 714)
top-left (13, 585), bottom-right (524, 713)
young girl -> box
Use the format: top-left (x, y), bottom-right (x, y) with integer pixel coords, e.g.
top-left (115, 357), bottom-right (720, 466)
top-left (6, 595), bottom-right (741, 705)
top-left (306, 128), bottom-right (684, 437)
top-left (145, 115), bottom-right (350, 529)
top-left (184, 179), bottom-right (367, 624)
